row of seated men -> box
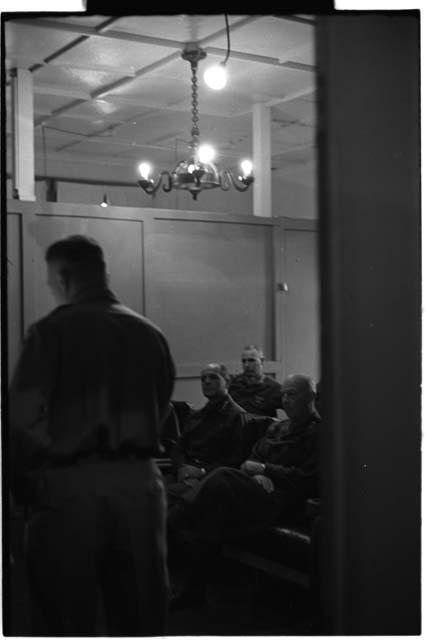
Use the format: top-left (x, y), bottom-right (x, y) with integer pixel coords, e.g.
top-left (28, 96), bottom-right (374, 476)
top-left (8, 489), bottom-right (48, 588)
top-left (161, 345), bottom-right (321, 609)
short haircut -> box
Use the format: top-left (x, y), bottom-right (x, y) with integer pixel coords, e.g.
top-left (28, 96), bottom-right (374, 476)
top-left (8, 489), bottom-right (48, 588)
top-left (242, 345), bottom-right (264, 359)
top-left (45, 235), bottom-right (107, 282)
top-left (283, 374), bottom-right (315, 396)
top-left (201, 363), bottom-right (230, 385)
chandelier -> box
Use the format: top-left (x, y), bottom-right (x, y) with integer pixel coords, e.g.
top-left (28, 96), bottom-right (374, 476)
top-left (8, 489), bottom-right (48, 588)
top-left (136, 45), bottom-right (254, 200)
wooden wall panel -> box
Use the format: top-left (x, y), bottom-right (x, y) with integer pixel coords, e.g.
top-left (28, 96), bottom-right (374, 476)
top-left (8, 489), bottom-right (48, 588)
top-left (145, 218), bottom-right (275, 365)
top-left (172, 378), bottom-right (204, 407)
top-left (23, 214), bottom-right (144, 326)
top-left (7, 213), bottom-right (23, 381)
top-left (6, 202), bottom-right (319, 408)
top-left (282, 227), bottom-right (320, 382)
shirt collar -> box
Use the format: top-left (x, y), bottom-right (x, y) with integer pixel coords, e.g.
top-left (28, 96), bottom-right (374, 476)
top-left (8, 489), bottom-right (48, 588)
top-left (70, 284), bottom-right (120, 305)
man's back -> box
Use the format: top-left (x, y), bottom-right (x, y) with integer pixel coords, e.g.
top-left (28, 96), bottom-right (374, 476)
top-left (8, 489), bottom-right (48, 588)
top-left (11, 291), bottom-right (175, 465)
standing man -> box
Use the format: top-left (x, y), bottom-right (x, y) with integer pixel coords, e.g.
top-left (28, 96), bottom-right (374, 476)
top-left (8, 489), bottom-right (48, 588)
top-left (9, 235), bottom-right (175, 636)
top-left (229, 345), bottom-right (283, 417)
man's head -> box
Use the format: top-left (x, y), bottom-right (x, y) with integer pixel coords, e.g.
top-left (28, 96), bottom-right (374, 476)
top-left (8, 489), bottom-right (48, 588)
top-left (281, 374), bottom-right (315, 421)
top-left (200, 363), bottom-right (230, 400)
top-left (45, 235), bottom-right (107, 305)
top-left (241, 345), bottom-right (264, 379)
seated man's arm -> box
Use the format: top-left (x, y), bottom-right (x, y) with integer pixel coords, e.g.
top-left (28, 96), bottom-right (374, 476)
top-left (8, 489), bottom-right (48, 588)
top-left (264, 440), bottom-right (318, 493)
top-left (170, 434), bottom-right (187, 472)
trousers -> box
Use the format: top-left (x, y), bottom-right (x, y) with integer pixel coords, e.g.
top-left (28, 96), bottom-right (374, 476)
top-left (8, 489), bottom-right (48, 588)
top-left (25, 458), bottom-right (168, 636)
top-left (169, 466), bottom-right (284, 543)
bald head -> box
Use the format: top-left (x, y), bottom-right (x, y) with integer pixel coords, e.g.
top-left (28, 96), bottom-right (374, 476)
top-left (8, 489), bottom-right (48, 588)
top-left (281, 374), bottom-right (315, 420)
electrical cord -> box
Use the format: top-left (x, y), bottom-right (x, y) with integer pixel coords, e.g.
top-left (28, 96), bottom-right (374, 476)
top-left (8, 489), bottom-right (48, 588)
top-left (224, 14), bottom-right (230, 65)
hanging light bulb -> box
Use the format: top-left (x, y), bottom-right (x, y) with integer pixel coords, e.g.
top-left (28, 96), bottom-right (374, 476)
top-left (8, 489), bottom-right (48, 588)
top-left (204, 63), bottom-right (227, 90)
top-left (198, 144), bottom-right (216, 163)
top-left (136, 43), bottom-right (254, 200)
top-left (203, 15), bottom-right (230, 91)
top-left (100, 193), bottom-right (109, 208)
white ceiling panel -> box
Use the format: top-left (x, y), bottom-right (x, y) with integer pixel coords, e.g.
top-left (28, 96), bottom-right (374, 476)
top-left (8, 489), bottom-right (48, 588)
top-left (271, 122), bottom-right (315, 151)
top-left (206, 16), bottom-right (313, 62)
top-left (289, 43), bottom-right (315, 66)
top-left (217, 62), bottom-right (313, 109)
top-left (65, 100), bottom-right (155, 124)
top-left (6, 22), bottom-right (82, 61)
top-left (5, 14), bottom-right (316, 175)
top-left (35, 66), bottom-right (124, 94)
top-left (39, 15), bottom-right (114, 28)
top-left (54, 38), bottom-right (173, 73)
top-left (106, 75), bottom-right (188, 108)
top-left (272, 97), bottom-right (316, 127)
top-left (34, 93), bottom-right (75, 115)
top-left (43, 115), bottom-right (109, 136)
top-left (110, 14), bottom-right (248, 42)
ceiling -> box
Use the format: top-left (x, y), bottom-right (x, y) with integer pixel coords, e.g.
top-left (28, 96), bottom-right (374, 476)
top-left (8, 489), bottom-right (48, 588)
top-left (5, 14), bottom-right (316, 183)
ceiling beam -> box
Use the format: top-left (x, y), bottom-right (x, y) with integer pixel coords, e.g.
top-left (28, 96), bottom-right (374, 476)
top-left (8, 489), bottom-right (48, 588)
top-left (205, 46), bottom-right (314, 71)
top-left (34, 83), bottom-right (92, 100)
top-left (30, 16), bottom-right (261, 127)
top-left (7, 55), bottom-right (137, 77)
top-left (14, 15), bottom-right (260, 50)
top-left (273, 14), bottom-right (316, 25)
top-left (28, 17), bottom-right (121, 74)
top-left (15, 18), bottom-right (186, 48)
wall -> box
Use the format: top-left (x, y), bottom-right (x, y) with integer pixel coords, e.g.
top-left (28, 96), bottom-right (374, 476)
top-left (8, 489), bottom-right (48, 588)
top-left (317, 13), bottom-right (420, 634)
top-left (7, 150), bottom-right (317, 219)
top-left (6, 201), bottom-right (319, 411)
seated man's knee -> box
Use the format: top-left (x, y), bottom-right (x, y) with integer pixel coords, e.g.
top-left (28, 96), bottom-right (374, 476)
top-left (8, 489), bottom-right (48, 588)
top-left (200, 467), bottom-right (234, 492)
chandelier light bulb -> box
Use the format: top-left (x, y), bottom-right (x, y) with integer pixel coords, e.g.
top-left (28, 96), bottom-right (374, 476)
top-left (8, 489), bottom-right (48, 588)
top-left (240, 159), bottom-right (253, 177)
top-left (100, 193), bottom-right (109, 208)
top-left (138, 162), bottom-right (152, 180)
top-left (198, 144), bottom-right (216, 163)
top-left (203, 64), bottom-right (227, 90)
top-left (136, 45), bottom-right (253, 200)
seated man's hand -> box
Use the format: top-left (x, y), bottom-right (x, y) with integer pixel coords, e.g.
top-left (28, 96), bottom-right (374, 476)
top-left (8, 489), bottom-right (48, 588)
top-left (240, 460), bottom-right (265, 476)
top-left (252, 474), bottom-right (275, 494)
top-left (183, 477), bottom-right (202, 489)
top-left (177, 464), bottom-right (206, 482)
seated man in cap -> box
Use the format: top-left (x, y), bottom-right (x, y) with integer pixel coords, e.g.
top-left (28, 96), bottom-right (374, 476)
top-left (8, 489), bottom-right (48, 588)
top-left (169, 374), bottom-right (320, 608)
top-left (166, 363), bottom-right (247, 506)
top-left (229, 345), bottom-right (283, 417)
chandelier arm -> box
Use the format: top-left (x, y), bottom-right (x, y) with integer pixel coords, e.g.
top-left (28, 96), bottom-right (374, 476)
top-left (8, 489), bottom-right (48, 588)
top-left (218, 169), bottom-right (232, 191)
top-left (137, 172), bottom-right (168, 195)
top-left (224, 170), bottom-right (254, 192)
top-left (161, 171), bottom-right (173, 192)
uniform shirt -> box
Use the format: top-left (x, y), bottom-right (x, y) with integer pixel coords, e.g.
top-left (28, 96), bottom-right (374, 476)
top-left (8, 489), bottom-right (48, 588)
top-left (250, 410), bottom-right (320, 497)
top-left (171, 393), bottom-right (246, 472)
top-left (9, 286), bottom-right (175, 481)
top-left (229, 373), bottom-right (283, 417)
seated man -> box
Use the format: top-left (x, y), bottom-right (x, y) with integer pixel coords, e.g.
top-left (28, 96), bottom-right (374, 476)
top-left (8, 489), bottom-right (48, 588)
top-left (166, 363), bottom-right (247, 506)
top-left (229, 345), bottom-right (283, 417)
top-left (169, 374), bottom-right (319, 607)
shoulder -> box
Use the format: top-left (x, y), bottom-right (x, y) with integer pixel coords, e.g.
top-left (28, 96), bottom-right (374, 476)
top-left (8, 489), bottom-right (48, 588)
top-left (263, 376), bottom-right (282, 390)
top-left (266, 418), bottom-right (289, 437)
top-left (27, 305), bottom-right (71, 336)
top-left (224, 394), bottom-right (246, 415)
top-left (229, 373), bottom-right (245, 386)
